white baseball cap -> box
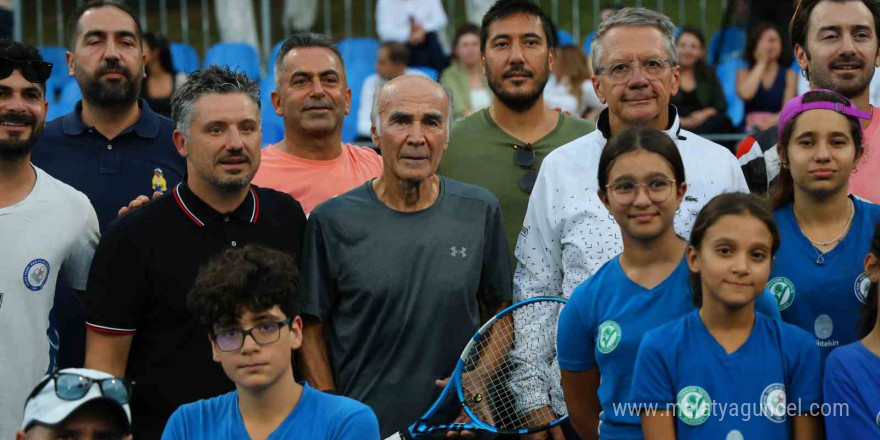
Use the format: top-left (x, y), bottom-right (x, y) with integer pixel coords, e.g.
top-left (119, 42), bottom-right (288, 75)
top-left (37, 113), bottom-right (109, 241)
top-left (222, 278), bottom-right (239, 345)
top-left (21, 368), bottom-right (131, 432)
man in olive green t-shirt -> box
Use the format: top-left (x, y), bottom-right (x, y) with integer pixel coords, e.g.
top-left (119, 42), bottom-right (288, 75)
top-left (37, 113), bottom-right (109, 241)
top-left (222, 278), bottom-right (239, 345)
top-left (439, 0), bottom-right (595, 263)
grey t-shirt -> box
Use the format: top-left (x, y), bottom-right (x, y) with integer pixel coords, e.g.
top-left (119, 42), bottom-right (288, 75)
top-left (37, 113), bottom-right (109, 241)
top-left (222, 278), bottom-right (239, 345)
top-left (301, 176), bottom-right (512, 436)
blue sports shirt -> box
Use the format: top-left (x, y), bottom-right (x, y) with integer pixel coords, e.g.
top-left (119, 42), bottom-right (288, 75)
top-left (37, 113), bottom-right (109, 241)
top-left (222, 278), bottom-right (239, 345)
top-left (161, 383), bottom-right (380, 440)
top-left (556, 256), bottom-right (781, 439)
top-left (768, 197), bottom-right (880, 361)
top-left (824, 341), bottom-right (880, 439)
top-left (631, 311), bottom-right (822, 439)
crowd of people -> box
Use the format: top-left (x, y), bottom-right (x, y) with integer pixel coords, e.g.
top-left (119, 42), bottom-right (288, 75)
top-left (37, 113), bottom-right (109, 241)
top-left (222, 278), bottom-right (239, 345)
top-left (3, 0), bottom-right (880, 440)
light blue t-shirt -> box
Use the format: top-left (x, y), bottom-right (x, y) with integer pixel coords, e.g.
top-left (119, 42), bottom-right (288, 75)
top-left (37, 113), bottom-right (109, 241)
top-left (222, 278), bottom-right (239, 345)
top-left (556, 256), bottom-right (781, 439)
top-left (769, 197), bottom-right (880, 361)
top-left (824, 341), bottom-right (880, 439)
top-left (631, 311), bottom-right (822, 439)
top-left (161, 383), bottom-right (380, 440)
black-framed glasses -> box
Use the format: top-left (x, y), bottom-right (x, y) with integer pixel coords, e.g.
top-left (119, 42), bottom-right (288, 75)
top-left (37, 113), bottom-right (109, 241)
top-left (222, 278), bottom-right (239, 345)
top-left (213, 317), bottom-right (293, 352)
top-left (513, 144), bottom-right (538, 194)
top-left (605, 177), bottom-right (676, 205)
top-left (595, 58), bottom-right (676, 84)
top-left (0, 57), bottom-right (53, 84)
top-left (27, 373), bottom-right (133, 405)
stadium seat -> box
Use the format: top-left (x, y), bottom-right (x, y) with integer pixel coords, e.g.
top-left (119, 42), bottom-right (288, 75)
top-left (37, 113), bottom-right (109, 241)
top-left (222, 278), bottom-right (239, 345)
top-left (708, 27), bottom-right (746, 65)
top-left (204, 42), bottom-right (262, 80)
top-left (341, 63), bottom-right (374, 144)
top-left (409, 66), bottom-right (438, 81)
top-left (557, 29), bottom-right (575, 46)
top-left (338, 38), bottom-right (380, 70)
top-left (38, 45), bottom-right (71, 102)
top-left (582, 30), bottom-right (596, 55)
top-left (47, 98), bottom-right (76, 122)
top-left (262, 40), bottom-right (285, 84)
top-left (59, 79), bottom-right (82, 104)
top-left (170, 43), bottom-right (200, 74)
top-left (259, 80), bottom-right (284, 146)
top-left (715, 58), bottom-right (747, 128)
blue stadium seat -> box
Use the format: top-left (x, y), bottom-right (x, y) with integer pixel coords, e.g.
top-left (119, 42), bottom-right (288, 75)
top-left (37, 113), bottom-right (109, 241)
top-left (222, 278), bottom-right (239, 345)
top-left (708, 27), bottom-right (746, 65)
top-left (716, 58), bottom-right (747, 128)
top-left (47, 98), bottom-right (76, 122)
top-left (557, 29), bottom-right (575, 46)
top-left (409, 66), bottom-right (438, 81)
top-left (338, 38), bottom-right (380, 70)
top-left (582, 30), bottom-right (596, 55)
top-left (259, 80), bottom-right (284, 146)
top-left (204, 42), bottom-right (262, 80)
top-left (170, 43), bottom-right (200, 74)
top-left (59, 79), bottom-right (82, 104)
top-left (38, 46), bottom-right (71, 101)
top-left (341, 63), bottom-right (374, 144)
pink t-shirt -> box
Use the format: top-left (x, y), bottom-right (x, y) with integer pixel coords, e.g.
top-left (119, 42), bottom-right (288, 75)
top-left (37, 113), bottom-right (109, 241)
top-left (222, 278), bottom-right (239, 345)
top-left (852, 107), bottom-right (880, 203)
top-left (252, 143), bottom-right (384, 215)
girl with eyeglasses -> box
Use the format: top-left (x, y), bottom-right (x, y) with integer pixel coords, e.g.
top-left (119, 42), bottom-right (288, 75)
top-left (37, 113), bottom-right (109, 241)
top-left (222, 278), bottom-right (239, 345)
top-left (557, 128), bottom-right (780, 440)
top-left (766, 90), bottom-right (880, 363)
top-left (631, 193), bottom-right (823, 440)
top-left (823, 222), bottom-right (880, 439)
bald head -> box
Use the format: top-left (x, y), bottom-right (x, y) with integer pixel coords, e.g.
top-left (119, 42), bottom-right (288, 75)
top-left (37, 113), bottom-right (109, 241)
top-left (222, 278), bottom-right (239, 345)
top-left (370, 74), bottom-right (453, 136)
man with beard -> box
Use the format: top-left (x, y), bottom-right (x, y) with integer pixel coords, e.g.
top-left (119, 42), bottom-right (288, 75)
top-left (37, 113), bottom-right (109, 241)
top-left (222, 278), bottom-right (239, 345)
top-left (251, 32), bottom-right (382, 216)
top-left (29, 0), bottom-right (185, 371)
top-left (737, 0), bottom-right (880, 203)
top-left (0, 41), bottom-right (99, 440)
top-left (439, 0), bottom-right (595, 263)
top-left (82, 66), bottom-right (307, 439)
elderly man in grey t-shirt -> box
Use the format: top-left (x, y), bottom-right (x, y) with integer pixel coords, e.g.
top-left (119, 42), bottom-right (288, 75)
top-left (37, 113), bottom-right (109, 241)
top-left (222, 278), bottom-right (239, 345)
top-left (299, 74), bottom-right (512, 437)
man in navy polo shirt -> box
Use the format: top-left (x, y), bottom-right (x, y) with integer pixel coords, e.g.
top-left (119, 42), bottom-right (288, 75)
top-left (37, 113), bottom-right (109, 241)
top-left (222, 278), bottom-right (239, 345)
top-left (30, 0), bottom-right (185, 370)
top-left (83, 65), bottom-right (307, 440)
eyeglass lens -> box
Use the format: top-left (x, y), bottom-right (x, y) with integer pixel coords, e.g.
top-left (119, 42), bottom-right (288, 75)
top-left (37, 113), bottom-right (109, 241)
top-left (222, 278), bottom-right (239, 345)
top-left (55, 374), bottom-right (131, 404)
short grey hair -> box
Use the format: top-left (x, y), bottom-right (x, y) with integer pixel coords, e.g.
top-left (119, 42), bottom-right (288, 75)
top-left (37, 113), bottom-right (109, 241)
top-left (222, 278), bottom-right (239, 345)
top-left (171, 65), bottom-right (261, 136)
top-left (369, 76), bottom-right (454, 136)
top-left (590, 7), bottom-right (678, 70)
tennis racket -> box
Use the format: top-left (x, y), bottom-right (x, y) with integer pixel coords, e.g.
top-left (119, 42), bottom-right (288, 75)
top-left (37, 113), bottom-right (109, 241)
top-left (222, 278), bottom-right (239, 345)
top-left (385, 296), bottom-right (569, 439)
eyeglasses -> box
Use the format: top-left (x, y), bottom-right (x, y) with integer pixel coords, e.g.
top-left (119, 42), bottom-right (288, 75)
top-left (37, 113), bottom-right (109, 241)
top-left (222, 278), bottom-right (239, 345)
top-left (605, 177), bottom-right (676, 205)
top-left (213, 318), bottom-right (293, 352)
top-left (0, 57), bottom-right (53, 84)
top-left (514, 144), bottom-right (538, 194)
top-left (27, 373), bottom-right (133, 405)
top-left (595, 58), bottom-right (676, 84)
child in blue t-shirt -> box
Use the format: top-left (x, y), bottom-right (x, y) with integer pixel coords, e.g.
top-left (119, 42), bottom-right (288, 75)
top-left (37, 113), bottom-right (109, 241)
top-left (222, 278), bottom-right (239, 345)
top-left (824, 222), bottom-right (880, 439)
top-left (556, 128), bottom-right (780, 440)
top-left (631, 192), bottom-right (823, 439)
top-left (764, 89), bottom-right (880, 362)
top-left (161, 245), bottom-right (379, 440)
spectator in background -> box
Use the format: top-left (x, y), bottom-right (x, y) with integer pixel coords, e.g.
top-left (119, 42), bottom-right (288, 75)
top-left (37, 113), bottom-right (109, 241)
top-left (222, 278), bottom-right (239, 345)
top-left (253, 33), bottom-right (383, 216)
top-left (358, 42), bottom-right (422, 140)
top-left (214, 0), bottom-right (260, 53)
top-left (467, 0), bottom-right (494, 25)
top-left (736, 22), bottom-right (797, 131)
top-left (141, 32), bottom-right (186, 117)
top-left (0, 0), bottom-right (11, 40)
top-left (441, 24), bottom-right (491, 120)
top-left (285, 0), bottom-right (318, 33)
top-left (673, 27), bottom-right (732, 134)
top-left (543, 44), bottom-right (604, 119)
top-left (377, 0), bottom-right (449, 73)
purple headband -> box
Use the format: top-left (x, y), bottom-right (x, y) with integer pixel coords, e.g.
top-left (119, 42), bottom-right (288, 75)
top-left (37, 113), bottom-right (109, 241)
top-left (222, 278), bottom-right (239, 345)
top-left (777, 89), bottom-right (871, 144)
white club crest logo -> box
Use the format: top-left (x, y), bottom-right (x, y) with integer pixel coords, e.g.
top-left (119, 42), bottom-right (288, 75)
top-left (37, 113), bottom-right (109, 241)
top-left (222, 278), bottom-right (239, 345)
top-left (761, 383), bottom-right (787, 423)
top-left (596, 320), bottom-right (621, 354)
top-left (23, 259), bottom-right (50, 292)
top-left (855, 273), bottom-right (871, 304)
top-left (450, 247), bottom-right (467, 258)
top-left (767, 277), bottom-right (795, 311)
top-left (677, 386), bottom-right (712, 426)
top-left (814, 315), bottom-right (834, 340)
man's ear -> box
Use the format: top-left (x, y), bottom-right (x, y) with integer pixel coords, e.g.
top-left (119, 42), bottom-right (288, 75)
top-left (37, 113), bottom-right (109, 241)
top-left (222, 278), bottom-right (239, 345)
top-left (209, 334), bottom-right (221, 362)
top-left (172, 129), bottom-right (188, 158)
top-left (289, 316), bottom-right (303, 351)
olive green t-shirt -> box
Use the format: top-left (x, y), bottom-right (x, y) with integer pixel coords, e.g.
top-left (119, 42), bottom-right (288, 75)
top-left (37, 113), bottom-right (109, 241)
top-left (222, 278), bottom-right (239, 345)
top-left (440, 108), bottom-right (596, 263)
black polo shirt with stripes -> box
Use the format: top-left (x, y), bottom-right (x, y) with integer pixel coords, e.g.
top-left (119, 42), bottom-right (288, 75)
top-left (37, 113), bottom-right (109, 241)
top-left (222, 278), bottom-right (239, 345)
top-left (84, 180), bottom-right (306, 440)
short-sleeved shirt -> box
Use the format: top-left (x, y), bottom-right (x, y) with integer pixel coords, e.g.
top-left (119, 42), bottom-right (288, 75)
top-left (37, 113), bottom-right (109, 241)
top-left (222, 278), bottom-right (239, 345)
top-left (824, 341), bottom-right (880, 440)
top-left (252, 143), bottom-right (383, 216)
top-left (631, 311), bottom-right (822, 440)
top-left (161, 383), bottom-right (380, 440)
top-left (84, 181), bottom-right (306, 440)
top-left (440, 108), bottom-right (595, 264)
top-left (769, 197), bottom-right (880, 361)
top-left (300, 177), bottom-right (512, 437)
top-left (0, 166), bottom-right (99, 440)
top-left (556, 256), bottom-right (781, 439)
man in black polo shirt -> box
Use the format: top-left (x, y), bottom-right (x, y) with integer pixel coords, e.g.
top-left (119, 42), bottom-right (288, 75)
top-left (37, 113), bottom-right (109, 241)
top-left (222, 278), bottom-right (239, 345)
top-left (30, 0), bottom-right (185, 370)
top-left (83, 66), bottom-right (307, 440)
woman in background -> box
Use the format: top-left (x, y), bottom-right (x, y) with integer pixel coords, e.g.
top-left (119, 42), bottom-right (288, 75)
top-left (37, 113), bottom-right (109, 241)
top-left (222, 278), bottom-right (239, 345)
top-left (543, 45), bottom-right (604, 120)
top-left (440, 24), bottom-right (490, 120)
top-left (673, 27), bottom-right (732, 134)
top-left (141, 32), bottom-right (186, 117)
top-left (736, 23), bottom-right (797, 132)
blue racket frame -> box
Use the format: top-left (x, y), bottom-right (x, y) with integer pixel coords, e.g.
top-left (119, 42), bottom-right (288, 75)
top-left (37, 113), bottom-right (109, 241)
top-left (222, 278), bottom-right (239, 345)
top-left (406, 296), bottom-right (569, 438)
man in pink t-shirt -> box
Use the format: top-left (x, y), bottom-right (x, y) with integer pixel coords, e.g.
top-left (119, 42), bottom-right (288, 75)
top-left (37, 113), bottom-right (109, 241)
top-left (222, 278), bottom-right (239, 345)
top-left (253, 33), bottom-right (383, 214)
top-left (852, 106), bottom-right (880, 203)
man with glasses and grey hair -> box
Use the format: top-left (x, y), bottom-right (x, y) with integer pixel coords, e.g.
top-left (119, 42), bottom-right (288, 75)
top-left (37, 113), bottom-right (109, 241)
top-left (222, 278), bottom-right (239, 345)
top-left (510, 7), bottom-right (748, 440)
top-left (82, 65), bottom-right (307, 439)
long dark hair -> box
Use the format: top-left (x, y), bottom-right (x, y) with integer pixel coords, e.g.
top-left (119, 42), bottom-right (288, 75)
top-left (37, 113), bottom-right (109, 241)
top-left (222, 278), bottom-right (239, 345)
top-left (858, 222), bottom-right (880, 338)
top-left (676, 27), bottom-right (714, 83)
top-left (770, 90), bottom-right (864, 209)
top-left (143, 32), bottom-right (176, 74)
top-left (743, 22), bottom-right (781, 67)
top-left (689, 193), bottom-right (781, 307)
top-left (598, 127), bottom-right (686, 192)
top-left (451, 23), bottom-right (480, 62)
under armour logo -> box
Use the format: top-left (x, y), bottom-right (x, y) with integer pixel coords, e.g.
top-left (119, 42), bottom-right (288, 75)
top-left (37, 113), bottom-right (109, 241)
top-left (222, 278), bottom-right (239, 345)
top-left (450, 247), bottom-right (468, 258)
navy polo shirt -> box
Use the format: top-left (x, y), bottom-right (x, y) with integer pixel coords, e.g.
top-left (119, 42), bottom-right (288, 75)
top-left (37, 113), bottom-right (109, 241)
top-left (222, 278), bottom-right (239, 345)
top-left (84, 181), bottom-right (307, 440)
top-left (32, 99), bottom-right (185, 370)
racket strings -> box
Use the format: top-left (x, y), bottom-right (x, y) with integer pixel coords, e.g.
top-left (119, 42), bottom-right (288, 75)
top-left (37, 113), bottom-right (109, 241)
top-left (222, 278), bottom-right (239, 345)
top-left (460, 300), bottom-right (564, 431)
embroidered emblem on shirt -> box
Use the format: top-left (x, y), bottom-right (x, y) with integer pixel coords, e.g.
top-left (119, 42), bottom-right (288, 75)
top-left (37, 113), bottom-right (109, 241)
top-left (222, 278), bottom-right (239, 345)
top-left (152, 168), bottom-right (167, 192)
top-left (450, 247), bottom-right (468, 258)
top-left (761, 383), bottom-right (787, 423)
top-left (677, 386), bottom-right (712, 426)
top-left (767, 277), bottom-right (795, 311)
top-left (23, 259), bottom-right (50, 291)
top-left (855, 272), bottom-right (871, 304)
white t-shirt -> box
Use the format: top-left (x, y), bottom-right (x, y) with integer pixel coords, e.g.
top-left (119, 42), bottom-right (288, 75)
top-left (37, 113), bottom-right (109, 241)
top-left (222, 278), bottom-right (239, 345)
top-left (543, 73), bottom-right (606, 116)
top-left (0, 166), bottom-right (99, 437)
top-left (376, 0), bottom-right (448, 43)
